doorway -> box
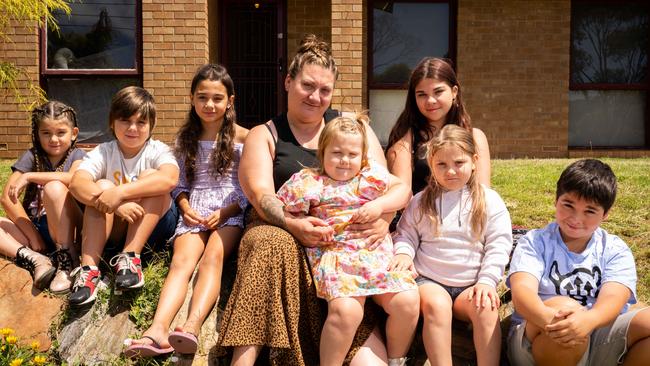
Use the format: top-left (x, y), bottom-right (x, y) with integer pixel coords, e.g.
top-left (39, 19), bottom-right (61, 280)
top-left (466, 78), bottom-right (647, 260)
top-left (220, 0), bottom-right (286, 128)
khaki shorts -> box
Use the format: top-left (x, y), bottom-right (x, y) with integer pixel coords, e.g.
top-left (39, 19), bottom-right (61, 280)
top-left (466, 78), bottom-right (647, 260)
top-left (507, 308), bottom-right (645, 366)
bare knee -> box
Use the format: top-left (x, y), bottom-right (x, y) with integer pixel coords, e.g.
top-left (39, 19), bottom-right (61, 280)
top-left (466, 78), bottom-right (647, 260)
top-left (198, 249), bottom-right (224, 272)
top-left (96, 179), bottom-right (117, 190)
top-left (544, 296), bottom-right (583, 311)
top-left (327, 300), bottom-right (364, 333)
top-left (421, 295), bottom-right (453, 324)
top-left (42, 180), bottom-right (69, 199)
top-left (384, 290), bottom-right (420, 318)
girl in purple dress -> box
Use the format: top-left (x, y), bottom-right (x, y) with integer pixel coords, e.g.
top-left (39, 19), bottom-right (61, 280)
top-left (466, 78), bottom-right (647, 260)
top-left (125, 64), bottom-right (248, 357)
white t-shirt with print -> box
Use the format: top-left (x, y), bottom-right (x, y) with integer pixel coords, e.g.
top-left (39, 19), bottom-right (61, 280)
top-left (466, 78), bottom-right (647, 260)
top-left (78, 139), bottom-right (178, 184)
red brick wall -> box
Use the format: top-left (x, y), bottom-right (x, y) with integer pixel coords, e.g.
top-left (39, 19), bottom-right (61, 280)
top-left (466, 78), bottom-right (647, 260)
top-left (0, 19), bottom-right (39, 159)
top-left (458, 0), bottom-right (570, 158)
top-left (142, 0), bottom-right (210, 144)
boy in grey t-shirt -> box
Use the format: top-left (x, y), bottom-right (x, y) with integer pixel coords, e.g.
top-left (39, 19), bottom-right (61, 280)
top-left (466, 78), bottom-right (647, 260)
top-left (507, 159), bottom-right (649, 366)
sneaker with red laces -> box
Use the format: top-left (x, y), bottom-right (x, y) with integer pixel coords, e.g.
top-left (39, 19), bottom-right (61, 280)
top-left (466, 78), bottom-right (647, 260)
top-left (69, 265), bottom-right (102, 306)
top-left (110, 252), bottom-right (144, 290)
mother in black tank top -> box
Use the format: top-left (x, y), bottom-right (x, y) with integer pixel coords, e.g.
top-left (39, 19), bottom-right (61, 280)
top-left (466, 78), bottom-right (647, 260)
top-left (217, 35), bottom-right (393, 366)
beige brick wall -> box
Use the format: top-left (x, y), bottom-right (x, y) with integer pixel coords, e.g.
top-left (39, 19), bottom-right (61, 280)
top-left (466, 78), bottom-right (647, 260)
top-left (458, 0), bottom-right (571, 158)
top-left (287, 0), bottom-right (332, 59)
top-left (331, 0), bottom-right (364, 112)
top-left (0, 19), bottom-right (39, 159)
top-left (142, 0), bottom-right (210, 144)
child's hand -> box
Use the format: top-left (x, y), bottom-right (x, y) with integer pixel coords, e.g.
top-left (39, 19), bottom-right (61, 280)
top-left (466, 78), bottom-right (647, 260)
top-left (115, 202), bottom-right (145, 224)
top-left (8, 173), bottom-right (31, 203)
top-left (182, 208), bottom-right (205, 227)
top-left (467, 283), bottom-right (500, 309)
top-left (545, 307), bottom-right (593, 345)
top-left (389, 253), bottom-right (414, 272)
top-left (347, 216), bottom-right (390, 250)
top-left (95, 186), bottom-right (125, 213)
top-left (205, 209), bottom-right (222, 229)
top-left (350, 201), bottom-right (383, 224)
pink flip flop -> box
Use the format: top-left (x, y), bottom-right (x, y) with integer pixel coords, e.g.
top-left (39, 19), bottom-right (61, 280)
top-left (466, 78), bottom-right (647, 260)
top-left (123, 335), bottom-right (174, 358)
top-left (168, 330), bottom-right (198, 354)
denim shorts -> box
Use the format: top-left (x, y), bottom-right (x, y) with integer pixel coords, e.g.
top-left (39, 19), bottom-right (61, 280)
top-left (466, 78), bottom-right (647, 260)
top-left (507, 307), bottom-right (646, 366)
top-left (415, 276), bottom-right (471, 301)
top-left (31, 215), bottom-right (56, 251)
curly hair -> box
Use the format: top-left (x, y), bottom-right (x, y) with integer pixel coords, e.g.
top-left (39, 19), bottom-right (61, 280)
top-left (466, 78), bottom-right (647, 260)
top-left (26, 101), bottom-right (78, 215)
top-left (174, 64), bottom-right (237, 185)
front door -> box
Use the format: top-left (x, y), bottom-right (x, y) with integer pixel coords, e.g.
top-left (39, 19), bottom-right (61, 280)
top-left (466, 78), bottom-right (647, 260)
top-left (220, 0), bottom-right (286, 128)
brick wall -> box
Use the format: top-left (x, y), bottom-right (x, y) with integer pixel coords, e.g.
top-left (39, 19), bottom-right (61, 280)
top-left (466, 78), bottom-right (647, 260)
top-left (287, 0), bottom-right (331, 57)
top-left (331, 0), bottom-right (364, 112)
top-left (0, 19), bottom-right (39, 159)
top-left (458, 0), bottom-right (570, 158)
top-left (142, 0), bottom-right (210, 144)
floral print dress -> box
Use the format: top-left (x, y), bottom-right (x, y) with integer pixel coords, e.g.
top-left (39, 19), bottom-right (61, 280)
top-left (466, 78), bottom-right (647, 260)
top-left (277, 160), bottom-right (416, 301)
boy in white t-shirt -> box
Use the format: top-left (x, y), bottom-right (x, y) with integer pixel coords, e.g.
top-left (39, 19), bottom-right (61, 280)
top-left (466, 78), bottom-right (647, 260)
top-left (507, 159), bottom-right (649, 366)
top-left (68, 86), bottom-right (180, 306)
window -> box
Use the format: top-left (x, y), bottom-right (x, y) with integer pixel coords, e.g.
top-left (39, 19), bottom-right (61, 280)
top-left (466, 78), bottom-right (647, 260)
top-left (41, 0), bottom-right (142, 143)
top-left (368, 1), bottom-right (455, 143)
top-left (569, 0), bottom-right (649, 148)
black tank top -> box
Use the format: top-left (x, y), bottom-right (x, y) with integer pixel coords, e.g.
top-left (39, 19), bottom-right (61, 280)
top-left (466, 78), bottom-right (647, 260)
top-left (412, 148), bottom-right (430, 194)
top-left (270, 110), bottom-right (340, 192)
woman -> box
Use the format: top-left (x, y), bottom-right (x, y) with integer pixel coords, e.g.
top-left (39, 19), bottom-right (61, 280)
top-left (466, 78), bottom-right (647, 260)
top-left (218, 35), bottom-right (394, 366)
top-left (386, 57), bottom-right (491, 193)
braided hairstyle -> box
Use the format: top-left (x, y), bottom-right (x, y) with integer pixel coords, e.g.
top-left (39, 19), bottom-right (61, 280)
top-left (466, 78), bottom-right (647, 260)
top-left (174, 64), bottom-right (237, 186)
top-left (25, 101), bottom-right (79, 214)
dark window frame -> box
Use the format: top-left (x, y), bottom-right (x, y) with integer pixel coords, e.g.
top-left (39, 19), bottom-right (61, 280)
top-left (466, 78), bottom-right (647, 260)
top-left (569, 0), bottom-right (650, 148)
top-left (38, 0), bottom-right (143, 147)
top-left (39, 0), bottom-right (143, 77)
top-left (367, 0), bottom-right (457, 90)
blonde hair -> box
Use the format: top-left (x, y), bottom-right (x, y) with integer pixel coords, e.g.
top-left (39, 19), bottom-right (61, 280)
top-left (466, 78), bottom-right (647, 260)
top-left (315, 112), bottom-right (369, 176)
top-left (288, 34), bottom-right (338, 81)
top-left (419, 124), bottom-right (486, 239)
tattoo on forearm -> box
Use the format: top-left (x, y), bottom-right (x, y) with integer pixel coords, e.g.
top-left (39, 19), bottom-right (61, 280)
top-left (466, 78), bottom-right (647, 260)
top-left (260, 194), bottom-right (287, 228)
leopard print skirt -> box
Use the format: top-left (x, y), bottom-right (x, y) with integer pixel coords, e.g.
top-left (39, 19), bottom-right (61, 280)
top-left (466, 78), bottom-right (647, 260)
top-left (217, 210), bottom-right (380, 365)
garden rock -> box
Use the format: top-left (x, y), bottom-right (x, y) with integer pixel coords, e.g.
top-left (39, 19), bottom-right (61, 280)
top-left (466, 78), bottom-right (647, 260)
top-left (0, 257), bottom-right (64, 351)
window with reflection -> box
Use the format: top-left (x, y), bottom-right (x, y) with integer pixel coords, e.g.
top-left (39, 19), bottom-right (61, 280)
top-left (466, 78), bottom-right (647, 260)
top-left (570, 0), bottom-right (649, 148)
top-left (370, 1), bottom-right (453, 88)
top-left (46, 1), bottom-right (138, 70)
top-left (368, 1), bottom-right (455, 144)
top-left (41, 0), bottom-right (141, 143)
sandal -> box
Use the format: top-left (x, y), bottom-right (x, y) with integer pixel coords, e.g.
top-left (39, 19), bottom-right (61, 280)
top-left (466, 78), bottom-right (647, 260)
top-left (168, 330), bottom-right (198, 354)
top-left (123, 335), bottom-right (174, 358)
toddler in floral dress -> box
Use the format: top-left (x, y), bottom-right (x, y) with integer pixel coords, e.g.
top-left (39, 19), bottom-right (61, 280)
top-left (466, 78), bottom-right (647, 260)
top-left (277, 113), bottom-right (419, 366)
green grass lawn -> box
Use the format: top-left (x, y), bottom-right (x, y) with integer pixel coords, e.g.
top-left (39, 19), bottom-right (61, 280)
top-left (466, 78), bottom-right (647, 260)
top-left (1, 158), bottom-right (648, 304)
top-left (493, 158), bottom-right (650, 303)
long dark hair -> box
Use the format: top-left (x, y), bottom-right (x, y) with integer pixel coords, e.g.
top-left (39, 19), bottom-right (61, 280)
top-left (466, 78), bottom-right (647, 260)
top-left (174, 64), bottom-right (237, 185)
top-left (386, 57), bottom-right (472, 161)
top-left (26, 101), bottom-right (78, 214)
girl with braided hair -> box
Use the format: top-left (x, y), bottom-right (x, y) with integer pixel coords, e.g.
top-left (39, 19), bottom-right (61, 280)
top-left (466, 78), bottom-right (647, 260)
top-left (0, 100), bottom-right (86, 293)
